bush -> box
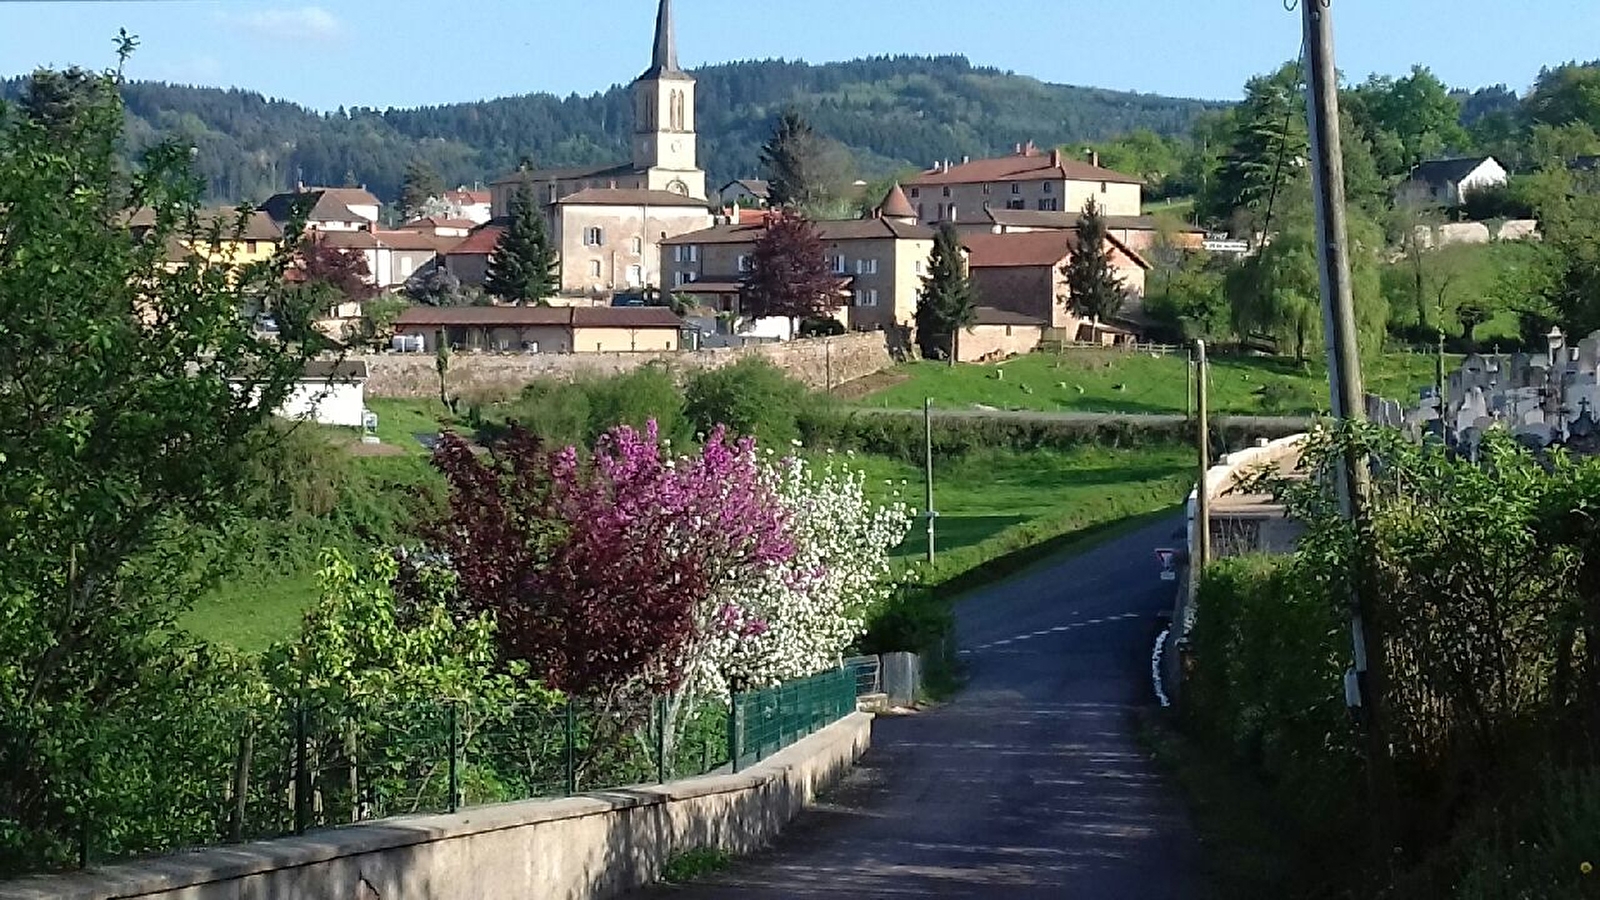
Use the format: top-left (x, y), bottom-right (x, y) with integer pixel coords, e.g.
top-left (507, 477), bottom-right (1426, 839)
top-left (684, 357), bottom-right (815, 444)
top-left (798, 317), bottom-right (846, 337)
top-left (579, 364), bottom-right (688, 446)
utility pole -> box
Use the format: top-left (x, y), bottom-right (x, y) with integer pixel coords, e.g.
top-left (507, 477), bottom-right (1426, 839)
top-left (1303, 0), bottom-right (1394, 820)
top-left (923, 398), bottom-right (937, 564)
top-left (1194, 340), bottom-right (1210, 567)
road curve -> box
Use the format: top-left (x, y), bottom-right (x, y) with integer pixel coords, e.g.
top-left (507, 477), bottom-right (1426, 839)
top-left (643, 514), bottom-right (1202, 899)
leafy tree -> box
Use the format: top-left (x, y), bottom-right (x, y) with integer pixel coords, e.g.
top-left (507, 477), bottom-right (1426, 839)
top-left (299, 234), bottom-right (376, 301)
top-left (484, 180), bottom-right (557, 304)
top-left (760, 110), bottom-right (829, 211)
top-left (0, 54), bottom-right (320, 870)
top-left (1524, 62), bottom-right (1600, 131)
top-left (739, 210), bottom-right (841, 323)
top-left (406, 266), bottom-right (473, 306)
top-left (1062, 198), bottom-right (1129, 327)
top-left (1197, 63), bottom-right (1307, 231)
top-left (358, 291), bottom-right (411, 348)
top-left (398, 159), bottom-right (444, 220)
top-left (1350, 66), bottom-right (1469, 175)
top-left (1085, 129), bottom-right (1182, 196)
top-left (684, 357), bottom-right (813, 446)
top-left (914, 224), bottom-right (976, 363)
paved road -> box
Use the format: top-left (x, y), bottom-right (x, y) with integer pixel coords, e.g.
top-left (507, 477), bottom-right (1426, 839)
top-left (645, 515), bottom-right (1202, 899)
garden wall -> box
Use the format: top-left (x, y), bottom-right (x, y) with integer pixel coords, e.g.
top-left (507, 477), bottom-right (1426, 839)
top-left (0, 713), bottom-right (873, 900)
top-left (354, 332), bottom-right (891, 399)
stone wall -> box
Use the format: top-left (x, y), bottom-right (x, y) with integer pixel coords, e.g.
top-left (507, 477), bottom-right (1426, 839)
top-left (0, 713), bottom-right (874, 900)
top-left (356, 331), bottom-right (892, 399)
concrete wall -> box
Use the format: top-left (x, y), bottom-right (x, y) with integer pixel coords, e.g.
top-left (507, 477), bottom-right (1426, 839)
top-left (360, 331), bottom-right (891, 399)
top-left (0, 714), bottom-right (873, 900)
top-left (572, 325), bottom-right (680, 353)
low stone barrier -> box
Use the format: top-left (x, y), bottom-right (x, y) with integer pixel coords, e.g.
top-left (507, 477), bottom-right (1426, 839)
top-left (355, 332), bottom-right (892, 399)
top-left (0, 713), bottom-right (874, 900)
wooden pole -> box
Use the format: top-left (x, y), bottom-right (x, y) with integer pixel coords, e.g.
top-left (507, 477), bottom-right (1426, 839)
top-left (1194, 340), bottom-right (1210, 568)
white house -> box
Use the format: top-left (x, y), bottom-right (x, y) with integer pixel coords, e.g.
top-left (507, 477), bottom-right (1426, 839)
top-left (718, 179), bottom-right (770, 207)
top-left (278, 360), bottom-right (369, 428)
top-left (1396, 156), bottom-right (1508, 208)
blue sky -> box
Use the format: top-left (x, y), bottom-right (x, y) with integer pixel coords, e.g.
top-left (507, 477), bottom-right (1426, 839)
top-left (3, 1), bottom-right (1597, 111)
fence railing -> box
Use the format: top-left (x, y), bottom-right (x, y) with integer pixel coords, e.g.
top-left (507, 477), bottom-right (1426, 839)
top-left (14, 668), bottom-right (858, 879)
top-left (842, 655), bottom-right (882, 696)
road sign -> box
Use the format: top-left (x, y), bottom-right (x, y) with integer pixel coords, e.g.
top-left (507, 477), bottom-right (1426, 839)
top-left (1156, 548), bottom-right (1178, 581)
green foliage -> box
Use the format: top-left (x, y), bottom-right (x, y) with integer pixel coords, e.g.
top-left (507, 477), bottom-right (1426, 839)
top-left (914, 224), bottom-right (977, 361)
top-left (661, 847), bottom-right (733, 884)
top-left (1348, 66), bottom-right (1471, 174)
top-left (1525, 62), bottom-right (1600, 131)
top-left (684, 357), bottom-right (815, 445)
top-left (0, 59), bottom-right (325, 872)
top-left (398, 159), bottom-right (444, 220)
top-left (581, 365), bottom-right (690, 446)
top-left (760, 110), bottom-right (837, 212)
top-left (1062, 198), bottom-right (1129, 324)
top-left (484, 180), bottom-right (558, 304)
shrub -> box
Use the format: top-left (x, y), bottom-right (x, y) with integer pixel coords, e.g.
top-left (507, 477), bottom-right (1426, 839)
top-left (579, 364), bottom-right (688, 446)
top-left (685, 357), bottom-right (815, 444)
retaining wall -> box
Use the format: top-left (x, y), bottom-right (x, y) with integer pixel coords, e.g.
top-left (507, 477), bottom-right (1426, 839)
top-left (0, 713), bottom-right (874, 900)
top-left (357, 332), bottom-right (891, 399)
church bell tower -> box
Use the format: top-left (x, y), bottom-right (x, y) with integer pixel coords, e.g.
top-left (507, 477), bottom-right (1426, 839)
top-left (632, 0), bottom-right (704, 198)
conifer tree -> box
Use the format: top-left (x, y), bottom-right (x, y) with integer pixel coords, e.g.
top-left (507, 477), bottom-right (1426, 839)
top-left (485, 181), bottom-right (558, 305)
top-left (1062, 197), bottom-right (1128, 330)
top-left (914, 224), bottom-right (977, 364)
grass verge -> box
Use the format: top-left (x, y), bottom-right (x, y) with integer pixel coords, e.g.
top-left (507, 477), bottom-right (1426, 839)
top-left (661, 847), bottom-right (733, 884)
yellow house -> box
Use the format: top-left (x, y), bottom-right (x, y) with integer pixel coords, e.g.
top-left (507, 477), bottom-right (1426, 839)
top-left (130, 207), bottom-right (284, 270)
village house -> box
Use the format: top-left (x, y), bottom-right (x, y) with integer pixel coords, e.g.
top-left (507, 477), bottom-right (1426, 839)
top-left (718, 179), bottom-right (770, 207)
top-left (131, 207), bottom-right (283, 269)
top-left (436, 188), bottom-right (493, 224)
top-left (956, 307), bottom-right (1049, 362)
top-left (312, 229), bottom-right (463, 289)
top-left (392, 305), bottom-right (683, 353)
top-left (1395, 156), bottom-right (1508, 208)
top-left (258, 185), bottom-right (381, 233)
top-left (552, 187), bottom-right (713, 296)
top-left (903, 144), bottom-right (1143, 228)
top-left (962, 229), bottom-right (1151, 342)
top-left (971, 208), bottom-right (1205, 253)
top-left (660, 185), bottom-right (937, 334)
top-left (397, 217), bottom-right (476, 239)
top-left (441, 224), bottom-right (503, 287)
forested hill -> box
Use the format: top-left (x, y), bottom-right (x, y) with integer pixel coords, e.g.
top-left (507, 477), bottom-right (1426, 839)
top-left (0, 55), bottom-right (1226, 205)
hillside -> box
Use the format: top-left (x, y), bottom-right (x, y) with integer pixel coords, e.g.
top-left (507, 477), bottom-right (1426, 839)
top-left (1, 55), bottom-right (1225, 205)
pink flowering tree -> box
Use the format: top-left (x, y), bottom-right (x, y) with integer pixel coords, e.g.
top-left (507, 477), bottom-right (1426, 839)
top-left (427, 422), bottom-right (793, 717)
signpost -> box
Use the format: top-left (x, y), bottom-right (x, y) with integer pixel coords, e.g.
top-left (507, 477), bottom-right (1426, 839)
top-left (1156, 548), bottom-right (1177, 582)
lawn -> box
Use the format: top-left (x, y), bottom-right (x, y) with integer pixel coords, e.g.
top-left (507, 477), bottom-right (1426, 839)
top-left (857, 351), bottom-right (1452, 417)
top-left (826, 444), bottom-right (1193, 569)
top-left (365, 397), bottom-right (460, 452)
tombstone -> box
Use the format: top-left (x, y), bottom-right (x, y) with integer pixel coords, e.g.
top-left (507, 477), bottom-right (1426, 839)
top-left (881, 652), bottom-right (922, 708)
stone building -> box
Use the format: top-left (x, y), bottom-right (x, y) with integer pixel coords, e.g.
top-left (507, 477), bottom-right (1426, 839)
top-left (902, 144), bottom-right (1142, 228)
top-left (962, 229), bottom-right (1151, 338)
top-left (483, 0), bottom-right (711, 299)
top-left (660, 185), bottom-right (937, 333)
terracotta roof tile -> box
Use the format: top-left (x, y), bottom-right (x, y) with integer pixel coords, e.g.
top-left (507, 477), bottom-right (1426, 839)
top-left (973, 306), bottom-right (1048, 326)
top-left (963, 231), bottom-right (1080, 268)
top-left (444, 225), bottom-right (506, 255)
top-left (907, 148), bottom-right (1141, 187)
top-left (394, 305), bottom-right (681, 329)
top-left (556, 187), bottom-right (710, 208)
top-left (877, 183), bottom-right (917, 219)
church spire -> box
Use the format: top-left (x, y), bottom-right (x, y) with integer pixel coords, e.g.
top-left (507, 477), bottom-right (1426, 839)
top-left (640, 0), bottom-right (683, 80)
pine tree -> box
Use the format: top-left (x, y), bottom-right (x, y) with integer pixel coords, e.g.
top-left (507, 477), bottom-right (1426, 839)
top-left (485, 181), bottom-right (558, 305)
top-left (915, 224), bottom-right (977, 363)
top-left (1062, 198), bottom-right (1128, 332)
top-left (759, 110), bottom-right (823, 210)
top-left (399, 160), bottom-right (444, 220)
top-left (740, 210), bottom-right (840, 324)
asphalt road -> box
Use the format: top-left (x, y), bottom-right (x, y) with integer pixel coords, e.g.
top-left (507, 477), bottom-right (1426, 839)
top-left (644, 514), bottom-right (1202, 899)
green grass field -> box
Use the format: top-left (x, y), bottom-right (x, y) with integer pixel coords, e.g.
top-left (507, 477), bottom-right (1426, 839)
top-left (858, 351), bottom-right (1451, 417)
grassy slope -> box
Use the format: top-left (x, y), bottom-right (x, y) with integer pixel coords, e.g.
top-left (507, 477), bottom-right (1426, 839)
top-left (857, 352), bottom-right (1452, 417)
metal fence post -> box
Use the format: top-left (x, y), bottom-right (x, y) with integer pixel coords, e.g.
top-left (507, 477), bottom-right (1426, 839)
top-left (728, 694), bottom-right (741, 773)
top-left (564, 699), bottom-right (576, 796)
top-left (293, 703), bottom-right (311, 835)
top-left (447, 701), bottom-right (460, 813)
top-left (655, 696), bottom-right (667, 784)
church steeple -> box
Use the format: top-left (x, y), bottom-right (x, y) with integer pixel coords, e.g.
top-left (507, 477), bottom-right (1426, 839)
top-left (640, 0), bottom-right (685, 80)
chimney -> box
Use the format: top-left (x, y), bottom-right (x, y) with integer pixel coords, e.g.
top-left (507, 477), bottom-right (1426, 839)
top-left (1051, 148), bottom-right (1062, 169)
top-left (1014, 142), bottom-right (1023, 155)
top-left (1091, 150), bottom-right (1101, 168)
top-left (962, 155), bottom-right (970, 165)
top-left (1025, 139), bottom-right (1037, 155)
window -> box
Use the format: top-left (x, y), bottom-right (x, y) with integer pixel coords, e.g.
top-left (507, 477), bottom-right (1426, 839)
top-left (673, 271), bottom-right (687, 287)
top-left (1043, 181), bottom-right (1053, 193)
top-left (1011, 183), bottom-right (1021, 195)
top-left (914, 260), bottom-right (925, 276)
top-left (832, 254), bottom-right (848, 274)
top-left (1100, 181), bottom-right (1108, 193)
top-left (941, 186), bottom-right (951, 198)
top-left (737, 254), bottom-right (752, 273)
top-left (583, 226), bottom-right (603, 246)
top-left (1007, 199), bottom-right (1026, 210)
top-left (1005, 325), bottom-right (1014, 336)
top-left (687, 245), bottom-right (699, 263)
top-left (673, 245), bottom-right (683, 262)
top-left (1037, 198), bottom-right (1059, 212)
top-left (855, 289), bottom-right (877, 307)
top-left (946, 204), bottom-right (957, 222)
top-left (909, 187), bottom-right (920, 198)
top-left (589, 259), bottom-right (602, 278)
top-left (855, 258), bottom-right (878, 275)
top-left (631, 236), bottom-right (643, 254)
top-left (246, 240), bottom-right (259, 253)
top-left (981, 183), bottom-right (990, 195)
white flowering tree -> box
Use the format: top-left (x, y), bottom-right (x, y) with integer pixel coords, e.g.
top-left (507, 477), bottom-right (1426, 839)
top-left (701, 451), bottom-right (913, 694)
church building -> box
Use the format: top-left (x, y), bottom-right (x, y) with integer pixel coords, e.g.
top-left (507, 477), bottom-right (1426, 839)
top-left (487, 0), bottom-right (712, 297)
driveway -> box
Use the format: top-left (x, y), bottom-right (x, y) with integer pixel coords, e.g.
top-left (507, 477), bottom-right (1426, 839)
top-left (644, 514), bottom-right (1202, 899)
